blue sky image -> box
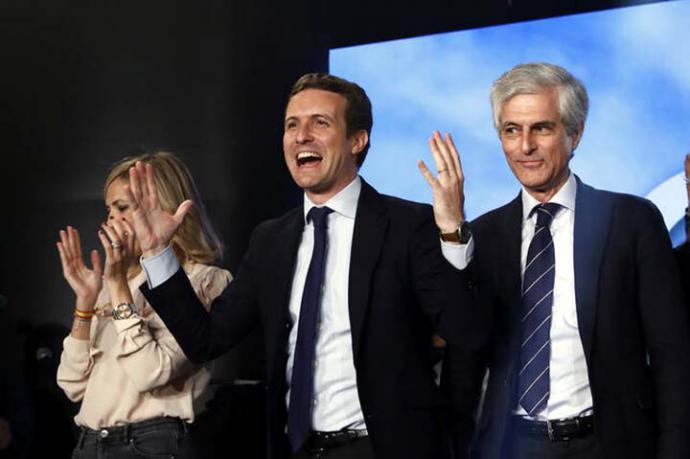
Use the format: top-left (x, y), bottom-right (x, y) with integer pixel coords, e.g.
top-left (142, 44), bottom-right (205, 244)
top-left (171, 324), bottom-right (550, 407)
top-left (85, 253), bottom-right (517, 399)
top-left (331, 0), bottom-right (690, 245)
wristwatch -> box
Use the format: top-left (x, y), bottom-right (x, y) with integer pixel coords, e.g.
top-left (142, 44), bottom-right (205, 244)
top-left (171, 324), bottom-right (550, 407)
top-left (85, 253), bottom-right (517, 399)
top-left (440, 221), bottom-right (472, 244)
top-left (112, 302), bottom-right (136, 320)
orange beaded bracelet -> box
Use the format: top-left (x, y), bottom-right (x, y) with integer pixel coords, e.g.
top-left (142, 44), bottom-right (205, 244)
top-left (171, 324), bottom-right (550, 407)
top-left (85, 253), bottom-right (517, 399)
top-left (74, 308), bottom-right (95, 320)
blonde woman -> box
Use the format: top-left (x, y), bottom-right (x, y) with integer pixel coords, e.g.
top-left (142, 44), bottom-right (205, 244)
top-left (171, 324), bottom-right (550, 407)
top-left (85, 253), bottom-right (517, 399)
top-left (56, 152), bottom-right (231, 459)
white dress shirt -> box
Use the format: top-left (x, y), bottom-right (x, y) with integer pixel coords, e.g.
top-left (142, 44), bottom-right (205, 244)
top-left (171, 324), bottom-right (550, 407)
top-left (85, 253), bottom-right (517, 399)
top-left (444, 173), bottom-right (593, 420)
top-left (285, 176), bottom-right (365, 431)
top-left (141, 176), bottom-right (365, 432)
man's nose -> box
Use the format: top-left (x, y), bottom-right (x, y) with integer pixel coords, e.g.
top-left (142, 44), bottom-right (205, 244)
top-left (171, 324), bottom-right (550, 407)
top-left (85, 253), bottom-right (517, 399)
top-left (521, 131), bottom-right (536, 154)
top-left (296, 124), bottom-right (312, 143)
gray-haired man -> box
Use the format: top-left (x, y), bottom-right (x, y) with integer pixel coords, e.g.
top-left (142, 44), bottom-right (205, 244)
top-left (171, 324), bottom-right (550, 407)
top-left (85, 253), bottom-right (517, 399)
top-left (420, 62), bottom-right (690, 459)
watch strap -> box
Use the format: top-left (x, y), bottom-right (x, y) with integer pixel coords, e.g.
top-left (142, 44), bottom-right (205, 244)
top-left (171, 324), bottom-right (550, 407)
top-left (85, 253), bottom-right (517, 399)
top-left (440, 221), bottom-right (471, 244)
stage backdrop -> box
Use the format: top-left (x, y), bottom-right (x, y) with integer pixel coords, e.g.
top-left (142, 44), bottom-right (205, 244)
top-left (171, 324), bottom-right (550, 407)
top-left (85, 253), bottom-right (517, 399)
top-left (331, 0), bottom-right (690, 246)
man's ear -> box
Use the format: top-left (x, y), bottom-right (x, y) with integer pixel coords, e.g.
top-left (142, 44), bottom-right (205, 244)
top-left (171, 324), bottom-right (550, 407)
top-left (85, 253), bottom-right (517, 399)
top-left (350, 130), bottom-right (369, 156)
top-left (570, 123), bottom-right (584, 152)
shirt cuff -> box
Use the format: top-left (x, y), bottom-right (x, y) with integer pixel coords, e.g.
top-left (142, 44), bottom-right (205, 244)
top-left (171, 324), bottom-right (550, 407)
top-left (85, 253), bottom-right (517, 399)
top-left (64, 335), bottom-right (91, 352)
top-left (440, 235), bottom-right (474, 270)
top-left (140, 245), bottom-right (180, 289)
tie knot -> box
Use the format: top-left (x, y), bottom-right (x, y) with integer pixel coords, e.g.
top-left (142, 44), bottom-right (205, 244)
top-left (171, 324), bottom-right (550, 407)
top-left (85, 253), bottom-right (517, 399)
top-left (532, 203), bottom-right (561, 228)
top-left (307, 206), bottom-right (333, 228)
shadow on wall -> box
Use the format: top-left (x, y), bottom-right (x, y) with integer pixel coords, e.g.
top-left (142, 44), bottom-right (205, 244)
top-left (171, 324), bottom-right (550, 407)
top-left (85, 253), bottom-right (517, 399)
top-left (0, 320), bottom-right (78, 459)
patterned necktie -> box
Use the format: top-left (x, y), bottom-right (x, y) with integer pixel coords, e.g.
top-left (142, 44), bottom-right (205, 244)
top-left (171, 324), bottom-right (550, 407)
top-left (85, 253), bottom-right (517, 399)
top-left (287, 206), bottom-right (333, 452)
top-left (518, 202), bottom-right (561, 416)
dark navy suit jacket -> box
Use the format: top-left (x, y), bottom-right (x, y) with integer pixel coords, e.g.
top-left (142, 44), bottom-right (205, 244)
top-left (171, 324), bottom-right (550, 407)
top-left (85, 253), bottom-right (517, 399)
top-left (446, 178), bottom-right (690, 459)
top-left (141, 179), bottom-right (486, 459)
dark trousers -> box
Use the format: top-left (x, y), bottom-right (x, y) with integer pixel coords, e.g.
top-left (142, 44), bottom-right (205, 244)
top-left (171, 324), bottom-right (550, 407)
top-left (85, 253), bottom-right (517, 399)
top-left (292, 436), bottom-right (374, 459)
top-left (72, 416), bottom-right (197, 459)
top-left (507, 430), bottom-right (602, 459)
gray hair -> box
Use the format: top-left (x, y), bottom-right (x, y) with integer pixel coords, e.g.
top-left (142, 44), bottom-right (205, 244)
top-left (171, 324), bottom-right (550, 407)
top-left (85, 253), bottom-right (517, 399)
top-left (490, 62), bottom-right (589, 138)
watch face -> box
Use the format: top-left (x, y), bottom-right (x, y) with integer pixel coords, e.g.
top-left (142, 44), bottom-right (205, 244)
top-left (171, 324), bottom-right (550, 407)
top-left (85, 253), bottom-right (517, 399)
top-left (113, 303), bottom-right (134, 320)
top-left (459, 222), bottom-right (472, 244)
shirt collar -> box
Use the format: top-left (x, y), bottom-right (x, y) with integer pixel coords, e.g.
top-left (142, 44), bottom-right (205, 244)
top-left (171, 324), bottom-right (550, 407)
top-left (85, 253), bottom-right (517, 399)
top-left (521, 172), bottom-right (577, 222)
top-left (303, 175), bottom-right (361, 223)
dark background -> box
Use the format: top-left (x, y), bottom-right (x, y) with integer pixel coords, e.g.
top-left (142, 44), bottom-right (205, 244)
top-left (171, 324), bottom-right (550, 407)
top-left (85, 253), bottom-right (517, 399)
top-left (0, 0), bottom-right (664, 456)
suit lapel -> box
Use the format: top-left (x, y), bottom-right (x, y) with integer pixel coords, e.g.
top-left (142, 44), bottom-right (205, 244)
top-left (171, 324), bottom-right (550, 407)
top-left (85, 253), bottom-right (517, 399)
top-left (348, 180), bottom-right (388, 361)
top-left (573, 178), bottom-right (611, 361)
top-left (496, 196), bottom-right (526, 377)
top-left (272, 209), bottom-right (305, 309)
top-left (265, 208), bottom-right (304, 377)
top-left (498, 196), bottom-right (524, 308)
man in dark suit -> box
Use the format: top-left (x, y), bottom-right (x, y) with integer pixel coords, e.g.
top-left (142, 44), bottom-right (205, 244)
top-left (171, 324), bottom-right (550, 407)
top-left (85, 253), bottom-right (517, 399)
top-left (123, 73), bottom-right (484, 459)
top-left (420, 63), bottom-right (690, 458)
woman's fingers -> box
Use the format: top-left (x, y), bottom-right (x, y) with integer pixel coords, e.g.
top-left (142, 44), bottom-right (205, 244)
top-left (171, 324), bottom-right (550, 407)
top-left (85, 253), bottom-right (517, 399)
top-left (101, 223), bottom-right (122, 247)
top-left (59, 229), bottom-right (72, 261)
top-left (71, 227), bottom-right (84, 262)
top-left (110, 220), bottom-right (130, 260)
top-left (98, 227), bottom-right (116, 262)
top-left (67, 227), bottom-right (78, 261)
top-left (56, 241), bottom-right (71, 275)
top-left (121, 219), bottom-right (135, 236)
top-left (90, 249), bottom-right (103, 277)
top-left (65, 226), bottom-right (83, 267)
top-left (109, 220), bottom-right (126, 241)
top-left (121, 220), bottom-right (137, 255)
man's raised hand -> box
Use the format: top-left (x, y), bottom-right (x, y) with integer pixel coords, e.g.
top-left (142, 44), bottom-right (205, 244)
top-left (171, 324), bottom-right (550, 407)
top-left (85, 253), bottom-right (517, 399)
top-left (125, 161), bottom-right (193, 258)
top-left (418, 131), bottom-right (466, 236)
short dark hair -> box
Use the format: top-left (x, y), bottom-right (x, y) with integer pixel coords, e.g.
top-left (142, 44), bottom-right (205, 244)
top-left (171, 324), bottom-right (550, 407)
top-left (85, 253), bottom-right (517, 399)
top-left (288, 73), bottom-right (373, 167)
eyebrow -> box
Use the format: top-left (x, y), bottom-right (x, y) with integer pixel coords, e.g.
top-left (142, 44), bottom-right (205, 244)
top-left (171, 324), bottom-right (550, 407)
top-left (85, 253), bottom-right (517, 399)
top-left (532, 121), bottom-right (557, 128)
top-left (501, 120), bottom-right (557, 128)
top-left (107, 199), bottom-right (130, 207)
top-left (285, 113), bottom-right (335, 123)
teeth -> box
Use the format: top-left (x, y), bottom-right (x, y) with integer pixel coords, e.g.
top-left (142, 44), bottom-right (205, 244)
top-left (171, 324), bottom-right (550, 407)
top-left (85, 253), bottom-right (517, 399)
top-left (296, 151), bottom-right (323, 166)
top-left (297, 151), bottom-right (322, 160)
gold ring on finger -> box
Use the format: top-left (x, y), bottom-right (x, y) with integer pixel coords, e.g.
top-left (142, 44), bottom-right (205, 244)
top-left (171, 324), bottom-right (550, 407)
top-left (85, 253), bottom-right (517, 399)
top-left (437, 169), bottom-right (447, 173)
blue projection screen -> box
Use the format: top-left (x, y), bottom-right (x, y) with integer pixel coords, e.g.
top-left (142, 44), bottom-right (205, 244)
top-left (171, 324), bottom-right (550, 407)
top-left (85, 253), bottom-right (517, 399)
top-left (330, 0), bottom-right (690, 246)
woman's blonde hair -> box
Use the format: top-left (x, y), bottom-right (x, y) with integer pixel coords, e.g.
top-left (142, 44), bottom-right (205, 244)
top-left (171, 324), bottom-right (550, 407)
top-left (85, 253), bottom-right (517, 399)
top-left (104, 151), bottom-right (223, 264)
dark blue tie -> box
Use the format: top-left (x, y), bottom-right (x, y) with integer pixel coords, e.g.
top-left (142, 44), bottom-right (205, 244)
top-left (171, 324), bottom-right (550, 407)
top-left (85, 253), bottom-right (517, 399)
top-left (518, 202), bottom-right (560, 416)
top-left (287, 206), bottom-right (333, 452)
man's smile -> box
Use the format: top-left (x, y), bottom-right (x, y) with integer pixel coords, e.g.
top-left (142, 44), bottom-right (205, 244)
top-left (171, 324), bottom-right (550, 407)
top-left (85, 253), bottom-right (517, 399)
top-left (296, 151), bottom-right (323, 167)
top-left (518, 159), bottom-right (544, 168)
